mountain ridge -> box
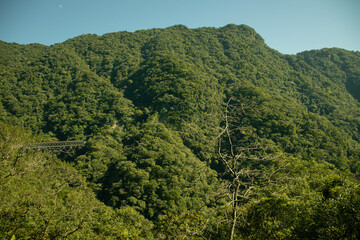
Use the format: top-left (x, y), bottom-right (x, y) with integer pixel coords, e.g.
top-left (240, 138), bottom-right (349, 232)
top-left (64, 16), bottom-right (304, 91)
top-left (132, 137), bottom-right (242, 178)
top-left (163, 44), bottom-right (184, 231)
top-left (1, 24), bottom-right (360, 239)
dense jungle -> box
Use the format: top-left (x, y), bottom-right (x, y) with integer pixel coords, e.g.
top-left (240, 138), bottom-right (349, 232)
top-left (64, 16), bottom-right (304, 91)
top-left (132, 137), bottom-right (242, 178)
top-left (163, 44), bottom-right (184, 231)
top-left (1, 24), bottom-right (360, 239)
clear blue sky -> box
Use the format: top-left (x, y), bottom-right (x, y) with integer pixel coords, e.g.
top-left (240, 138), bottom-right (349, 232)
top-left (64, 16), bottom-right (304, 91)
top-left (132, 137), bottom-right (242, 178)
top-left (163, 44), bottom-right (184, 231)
top-left (0, 0), bottom-right (359, 54)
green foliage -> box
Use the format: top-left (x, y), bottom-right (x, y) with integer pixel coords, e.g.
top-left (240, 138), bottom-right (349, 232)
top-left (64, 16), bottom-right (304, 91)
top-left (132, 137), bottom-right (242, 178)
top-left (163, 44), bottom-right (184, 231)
top-left (96, 115), bottom-right (223, 220)
top-left (1, 25), bottom-right (360, 238)
top-left (0, 122), bottom-right (152, 239)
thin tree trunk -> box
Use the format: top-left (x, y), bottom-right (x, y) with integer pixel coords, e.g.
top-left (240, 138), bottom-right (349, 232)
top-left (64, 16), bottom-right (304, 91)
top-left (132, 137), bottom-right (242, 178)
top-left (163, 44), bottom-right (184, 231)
top-left (230, 185), bottom-right (238, 240)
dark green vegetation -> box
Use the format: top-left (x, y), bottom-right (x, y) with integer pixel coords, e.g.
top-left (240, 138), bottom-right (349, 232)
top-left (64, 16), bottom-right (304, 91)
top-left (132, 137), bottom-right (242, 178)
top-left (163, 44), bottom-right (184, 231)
top-left (1, 24), bottom-right (360, 239)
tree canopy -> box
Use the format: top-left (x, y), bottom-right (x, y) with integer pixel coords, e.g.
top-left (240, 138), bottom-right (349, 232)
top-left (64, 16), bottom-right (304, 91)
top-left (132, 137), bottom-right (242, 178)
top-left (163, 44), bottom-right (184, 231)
top-left (1, 24), bottom-right (360, 239)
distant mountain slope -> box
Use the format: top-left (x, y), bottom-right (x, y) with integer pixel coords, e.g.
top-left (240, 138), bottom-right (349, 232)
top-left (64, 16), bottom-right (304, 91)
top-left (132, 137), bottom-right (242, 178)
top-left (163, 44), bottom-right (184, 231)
top-left (62, 25), bottom-right (360, 139)
top-left (1, 24), bottom-right (360, 239)
top-left (1, 23), bottom-right (360, 168)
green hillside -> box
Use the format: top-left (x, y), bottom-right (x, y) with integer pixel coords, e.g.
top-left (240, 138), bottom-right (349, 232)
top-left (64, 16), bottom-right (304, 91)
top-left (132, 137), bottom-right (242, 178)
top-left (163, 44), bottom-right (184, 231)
top-left (1, 24), bottom-right (359, 239)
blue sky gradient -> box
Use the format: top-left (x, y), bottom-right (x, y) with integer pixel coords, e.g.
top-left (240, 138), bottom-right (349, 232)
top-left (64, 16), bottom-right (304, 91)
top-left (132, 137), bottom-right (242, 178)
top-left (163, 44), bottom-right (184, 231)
top-left (1, 0), bottom-right (359, 54)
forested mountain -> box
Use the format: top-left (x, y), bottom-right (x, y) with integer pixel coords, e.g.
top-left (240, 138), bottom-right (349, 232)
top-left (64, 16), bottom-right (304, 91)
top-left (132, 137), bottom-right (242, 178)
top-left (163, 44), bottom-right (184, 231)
top-left (1, 24), bottom-right (360, 239)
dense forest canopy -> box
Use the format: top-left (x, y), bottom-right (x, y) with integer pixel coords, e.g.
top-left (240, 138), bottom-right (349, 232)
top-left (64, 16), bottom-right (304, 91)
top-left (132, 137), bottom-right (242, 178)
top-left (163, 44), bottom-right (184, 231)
top-left (1, 24), bottom-right (360, 239)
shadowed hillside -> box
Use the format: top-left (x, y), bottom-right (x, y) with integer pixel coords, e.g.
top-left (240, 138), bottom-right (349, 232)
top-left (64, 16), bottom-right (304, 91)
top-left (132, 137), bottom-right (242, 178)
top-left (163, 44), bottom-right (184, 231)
top-left (1, 25), bottom-right (360, 239)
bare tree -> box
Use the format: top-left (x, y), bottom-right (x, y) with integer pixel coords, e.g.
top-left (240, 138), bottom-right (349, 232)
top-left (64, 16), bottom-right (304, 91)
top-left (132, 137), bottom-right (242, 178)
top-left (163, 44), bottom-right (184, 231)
top-left (217, 97), bottom-right (283, 240)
